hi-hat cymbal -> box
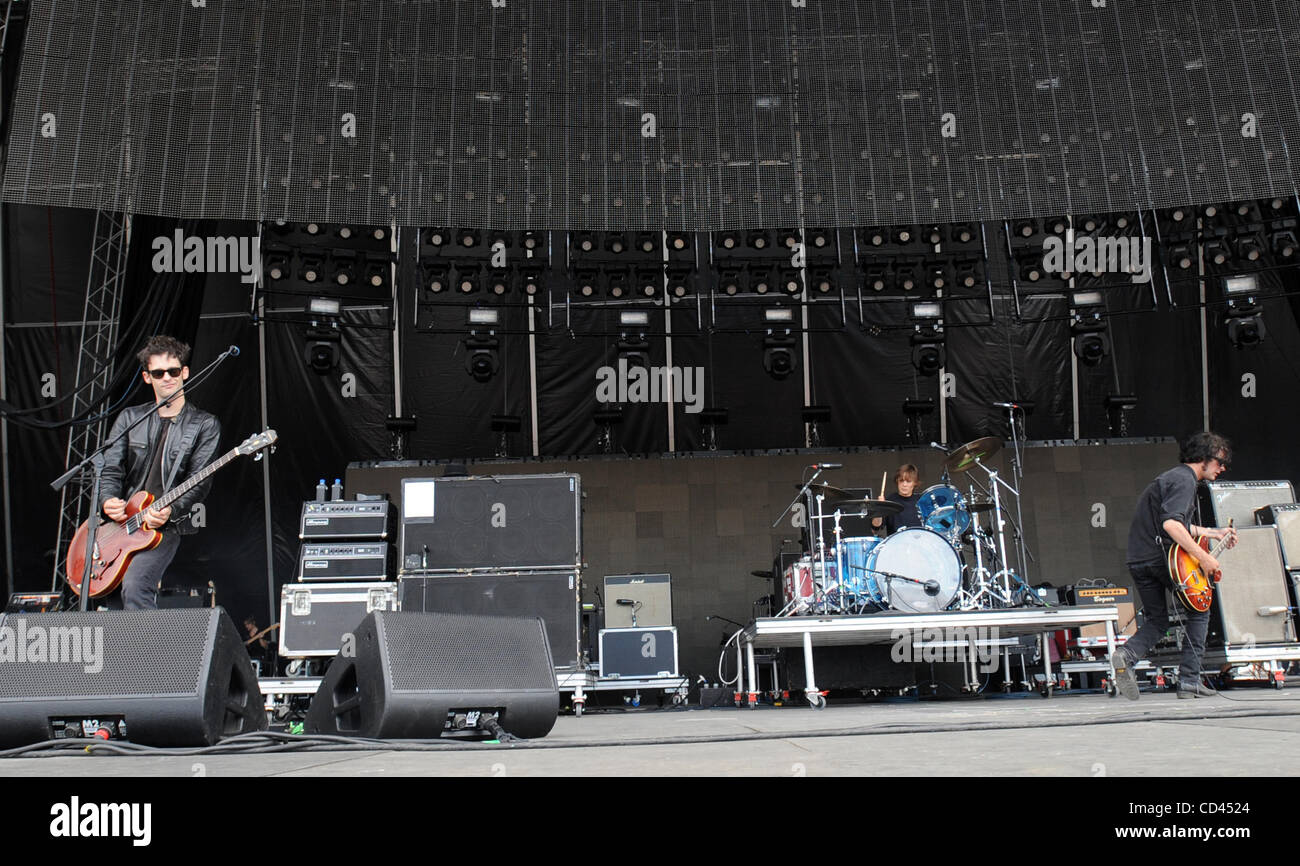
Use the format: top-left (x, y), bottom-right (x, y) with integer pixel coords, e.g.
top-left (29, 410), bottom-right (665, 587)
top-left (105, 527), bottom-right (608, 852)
top-left (967, 496), bottom-right (996, 513)
top-left (945, 436), bottom-right (1002, 473)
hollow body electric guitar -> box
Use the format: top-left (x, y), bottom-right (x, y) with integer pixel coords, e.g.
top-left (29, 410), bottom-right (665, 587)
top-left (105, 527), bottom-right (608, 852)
top-left (1166, 519), bottom-right (1234, 613)
top-left (65, 430), bottom-right (278, 598)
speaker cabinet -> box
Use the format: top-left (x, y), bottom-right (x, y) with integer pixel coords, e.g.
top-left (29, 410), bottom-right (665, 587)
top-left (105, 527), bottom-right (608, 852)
top-left (399, 474), bottom-right (581, 572)
top-left (1256, 503), bottom-right (1300, 570)
top-left (0, 608), bottom-right (266, 747)
top-left (304, 611), bottom-right (559, 739)
top-left (1207, 526), bottom-right (1295, 646)
top-left (604, 573), bottom-right (673, 628)
top-left (1199, 480), bottom-right (1295, 529)
top-left (398, 572), bottom-right (580, 668)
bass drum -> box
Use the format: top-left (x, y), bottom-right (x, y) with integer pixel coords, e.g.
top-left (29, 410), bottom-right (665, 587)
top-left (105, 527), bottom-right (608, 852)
top-left (865, 528), bottom-right (963, 613)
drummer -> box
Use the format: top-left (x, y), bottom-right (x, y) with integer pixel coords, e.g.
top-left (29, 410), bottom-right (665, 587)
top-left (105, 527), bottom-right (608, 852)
top-left (873, 463), bottom-right (924, 535)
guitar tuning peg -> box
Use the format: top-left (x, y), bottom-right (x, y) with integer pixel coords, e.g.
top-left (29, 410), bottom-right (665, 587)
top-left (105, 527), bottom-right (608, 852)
top-left (253, 452), bottom-right (265, 462)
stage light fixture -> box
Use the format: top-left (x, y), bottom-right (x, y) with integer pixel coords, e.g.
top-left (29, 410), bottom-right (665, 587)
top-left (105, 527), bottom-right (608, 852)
top-left (305, 222), bottom-right (322, 236)
top-left (668, 232), bottom-right (691, 251)
top-left (779, 269), bottom-right (802, 296)
top-left (808, 229), bottom-right (832, 249)
top-left (304, 326), bottom-right (341, 373)
top-left (910, 301), bottom-right (942, 321)
top-left (464, 335), bottom-right (500, 382)
top-left (468, 308), bottom-right (500, 327)
top-left (699, 407), bottom-right (728, 450)
top-left (423, 264), bottom-right (449, 294)
top-left (1070, 315), bottom-right (1110, 367)
top-left (951, 224), bottom-right (975, 244)
top-left (1225, 311), bottom-right (1266, 348)
top-left (718, 267), bottom-right (742, 295)
top-left (373, 228), bottom-right (387, 241)
top-left (780, 229), bottom-right (800, 249)
top-left (667, 267), bottom-right (692, 298)
top-left (620, 310), bottom-right (651, 328)
top-left (522, 231), bottom-right (543, 252)
top-left (1071, 290), bottom-right (1104, 308)
top-left (956, 260), bottom-right (980, 288)
top-left (337, 225), bottom-right (354, 239)
top-left (457, 265), bottom-right (480, 293)
top-left (894, 227), bottom-right (913, 245)
top-left (866, 228), bottom-right (887, 247)
top-left (616, 335), bottom-right (651, 368)
top-left (809, 267), bottom-right (834, 294)
top-left (300, 255), bottom-right (323, 283)
top-left (910, 329), bottom-right (946, 376)
top-left (764, 307), bottom-right (795, 324)
top-left (1170, 208), bottom-right (1186, 223)
top-left (1234, 232), bottom-right (1264, 262)
top-left (265, 251), bottom-right (290, 281)
top-left (1014, 220), bottom-right (1036, 238)
top-left (489, 273), bottom-right (510, 295)
top-left (331, 253), bottom-right (357, 286)
top-left (606, 268), bottom-right (629, 299)
top-left (763, 334), bottom-right (797, 380)
top-left (427, 228), bottom-right (449, 248)
top-left (716, 232), bottom-right (740, 252)
top-left (925, 226), bottom-right (942, 245)
top-left (636, 268), bottom-right (659, 297)
top-left (521, 270), bottom-right (542, 296)
top-left (1272, 226), bottom-right (1298, 258)
top-left (364, 257), bottom-right (389, 288)
top-left (1020, 261), bottom-right (1043, 283)
top-left (752, 271), bottom-right (772, 294)
top-left (865, 264), bottom-right (888, 292)
top-left (748, 231), bottom-right (769, 251)
top-left (460, 230), bottom-right (479, 248)
top-left (573, 232), bottom-right (597, 253)
top-left (308, 297), bottom-right (341, 317)
top-left (574, 268), bottom-right (599, 298)
top-left (605, 233), bottom-right (627, 254)
top-left (1104, 393), bottom-right (1139, 437)
top-left (1169, 244), bottom-right (1194, 269)
top-left (1271, 197), bottom-right (1286, 211)
top-left (1204, 204), bottom-right (1218, 218)
top-left (895, 263), bottom-right (918, 292)
top-left (1203, 238), bottom-right (1229, 266)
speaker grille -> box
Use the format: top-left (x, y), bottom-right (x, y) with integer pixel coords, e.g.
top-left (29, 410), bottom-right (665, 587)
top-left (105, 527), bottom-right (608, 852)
top-left (0, 610), bottom-right (208, 699)
top-left (1210, 526), bottom-right (1293, 645)
top-left (380, 612), bottom-right (555, 692)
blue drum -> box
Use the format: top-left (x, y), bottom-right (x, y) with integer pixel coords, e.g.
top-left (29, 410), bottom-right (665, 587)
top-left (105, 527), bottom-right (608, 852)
top-left (917, 483), bottom-right (971, 544)
top-left (833, 536), bottom-right (886, 606)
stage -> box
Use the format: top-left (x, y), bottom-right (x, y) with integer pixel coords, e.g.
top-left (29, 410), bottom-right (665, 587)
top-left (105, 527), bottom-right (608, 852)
top-left (0, 688), bottom-right (1298, 777)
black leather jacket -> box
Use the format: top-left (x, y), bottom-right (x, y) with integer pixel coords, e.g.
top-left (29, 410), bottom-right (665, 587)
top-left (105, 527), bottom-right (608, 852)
top-left (98, 401), bottom-right (222, 535)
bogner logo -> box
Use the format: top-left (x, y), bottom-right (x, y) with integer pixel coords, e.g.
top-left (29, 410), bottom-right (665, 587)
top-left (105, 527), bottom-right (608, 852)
top-left (641, 633), bottom-right (657, 658)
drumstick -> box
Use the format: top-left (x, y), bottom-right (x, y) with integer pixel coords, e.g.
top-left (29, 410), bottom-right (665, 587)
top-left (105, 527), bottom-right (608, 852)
top-left (880, 471), bottom-right (888, 499)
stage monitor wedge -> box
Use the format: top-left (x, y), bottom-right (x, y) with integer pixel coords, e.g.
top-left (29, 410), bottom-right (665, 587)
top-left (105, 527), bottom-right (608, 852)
top-left (0, 608), bottom-right (266, 747)
top-left (304, 611), bottom-right (559, 740)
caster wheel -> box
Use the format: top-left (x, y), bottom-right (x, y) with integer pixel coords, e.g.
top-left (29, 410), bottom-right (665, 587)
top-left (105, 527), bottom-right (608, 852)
top-left (672, 694), bottom-right (684, 706)
top-left (574, 702), bottom-right (585, 717)
top-left (808, 694), bottom-right (827, 710)
top-left (1106, 682), bottom-right (1117, 698)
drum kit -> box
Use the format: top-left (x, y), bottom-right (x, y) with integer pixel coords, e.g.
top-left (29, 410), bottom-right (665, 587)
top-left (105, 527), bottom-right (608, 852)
top-left (773, 436), bottom-right (1038, 617)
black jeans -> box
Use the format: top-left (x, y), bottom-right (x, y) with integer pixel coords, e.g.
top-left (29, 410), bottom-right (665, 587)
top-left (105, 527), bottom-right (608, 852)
top-left (1124, 559), bottom-right (1210, 683)
top-left (120, 531), bottom-right (182, 610)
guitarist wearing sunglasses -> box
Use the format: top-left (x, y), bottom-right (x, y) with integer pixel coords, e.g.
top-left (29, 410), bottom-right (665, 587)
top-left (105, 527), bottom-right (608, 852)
top-left (1112, 431), bottom-right (1238, 701)
top-left (96, 335), bottom-right (222, 609)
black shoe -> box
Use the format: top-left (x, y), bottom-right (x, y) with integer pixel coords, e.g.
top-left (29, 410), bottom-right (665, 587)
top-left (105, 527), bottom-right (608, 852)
top-left (1111, 647), bottom-right (1140, 700)
top-left (1176, 680), bottom-right (1218, 699)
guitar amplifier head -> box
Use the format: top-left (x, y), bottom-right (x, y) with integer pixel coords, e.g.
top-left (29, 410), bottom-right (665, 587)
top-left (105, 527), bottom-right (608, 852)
top-left (1199, 480), bottom-right (1295, 529)
top-left (1255, 503), bottom-right (1300, 570)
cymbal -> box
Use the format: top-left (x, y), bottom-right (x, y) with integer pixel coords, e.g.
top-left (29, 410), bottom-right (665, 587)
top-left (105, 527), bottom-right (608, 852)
top-left (751, 569), bottom-right (773, 579)
top-left (830, 499), bottom-right (903, 517)
top-left (799, 482), bottom-right (851, 501)
top-left (945, 436), bottom-right (1002, 473)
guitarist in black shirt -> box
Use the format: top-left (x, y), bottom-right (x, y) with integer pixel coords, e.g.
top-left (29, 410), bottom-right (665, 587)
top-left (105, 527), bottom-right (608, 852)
top-left (1111, 432), bottom-right (1237, 700)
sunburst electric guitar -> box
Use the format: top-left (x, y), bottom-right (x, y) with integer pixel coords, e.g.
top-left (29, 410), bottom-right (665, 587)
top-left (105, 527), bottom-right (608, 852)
top-left (65, 429), bottom-right (278, 598)
top-left (1167, 519), bottom-right (1234, 612)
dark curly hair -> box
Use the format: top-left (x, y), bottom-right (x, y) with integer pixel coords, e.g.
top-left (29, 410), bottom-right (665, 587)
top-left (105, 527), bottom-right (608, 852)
top-left (136, 335), bottom-right (191, 367)
top-left (1179, 430), bottom-right (1231, 466)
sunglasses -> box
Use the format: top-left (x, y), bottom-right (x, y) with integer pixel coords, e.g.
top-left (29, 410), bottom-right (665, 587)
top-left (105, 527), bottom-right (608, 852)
top-left (147, 367), bottom-right (184, 380)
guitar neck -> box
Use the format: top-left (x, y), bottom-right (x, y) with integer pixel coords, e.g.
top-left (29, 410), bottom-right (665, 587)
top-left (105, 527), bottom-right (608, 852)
top-left (153, 447), bottom-right (240, 511)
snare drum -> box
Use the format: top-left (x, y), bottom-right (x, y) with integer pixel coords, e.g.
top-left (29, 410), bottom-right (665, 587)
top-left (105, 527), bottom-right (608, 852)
top-left (917, 483), bottom-right (971, 544)
top-left (863, 528), bottom-right (963, 613)
top-left (782, 555), bottom-right (838, 611)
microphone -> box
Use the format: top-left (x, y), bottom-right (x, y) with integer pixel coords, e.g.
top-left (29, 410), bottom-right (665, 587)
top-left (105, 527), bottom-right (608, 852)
top-left (992, 401), bottom-right (1018, 409)
top-left (616, 598), bottom-right (636, 606)
top-left (924, 580), bottom-right (941, 596)
top-left (811, 462), bottom-right (843, 470)
top-left (929, 441), bottom-right (949, 453)
top-left (1258, 606), bottom-right (1290, 616)
top-left (228, 345), bottom-right (241, 357)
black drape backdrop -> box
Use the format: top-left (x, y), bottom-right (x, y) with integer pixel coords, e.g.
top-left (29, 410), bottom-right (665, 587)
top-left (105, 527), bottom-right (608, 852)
top-left (5, 205), bottom-right (1300, 628)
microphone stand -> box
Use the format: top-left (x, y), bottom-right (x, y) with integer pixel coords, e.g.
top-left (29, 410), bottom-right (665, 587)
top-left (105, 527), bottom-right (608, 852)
top-left (50, 347), bottom-right (239, 610)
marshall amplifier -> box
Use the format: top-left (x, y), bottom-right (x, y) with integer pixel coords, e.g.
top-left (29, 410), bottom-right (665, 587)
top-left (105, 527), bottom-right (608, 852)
top-left (1199, 480), bottom-right (1295, 530)
top-left (298, 542), bottom-right (392, 581)
top-left (399, 474), bottom-right (581, 572)
top-left (1255, 503), bottom-right (1300, 570)
top-left (604, 573), bottom-right (673, 628)
top-left (299, 500), bottom-right (393, 540)
top-left (398, 571), bottom-right (581, 669)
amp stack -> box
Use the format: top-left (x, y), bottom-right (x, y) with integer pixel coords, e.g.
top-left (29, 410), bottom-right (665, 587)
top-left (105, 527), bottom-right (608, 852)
top-left (279, 488), bottom-right (398, 658)
top-left (396, 473), bottom-right (584, 670)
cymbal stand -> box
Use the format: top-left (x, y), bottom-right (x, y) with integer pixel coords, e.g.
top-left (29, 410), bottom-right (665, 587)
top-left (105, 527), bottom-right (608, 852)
top-left (1001, 404), bottom-right (1032, 581)
top-left (969, 455), bottom-right (1021, 608)
top-left (959, 498), bottom-right (993, 610)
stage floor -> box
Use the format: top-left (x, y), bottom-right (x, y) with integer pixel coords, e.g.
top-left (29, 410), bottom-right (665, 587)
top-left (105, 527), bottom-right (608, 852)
top-left (2, 688), bottom-right (1299, 777)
